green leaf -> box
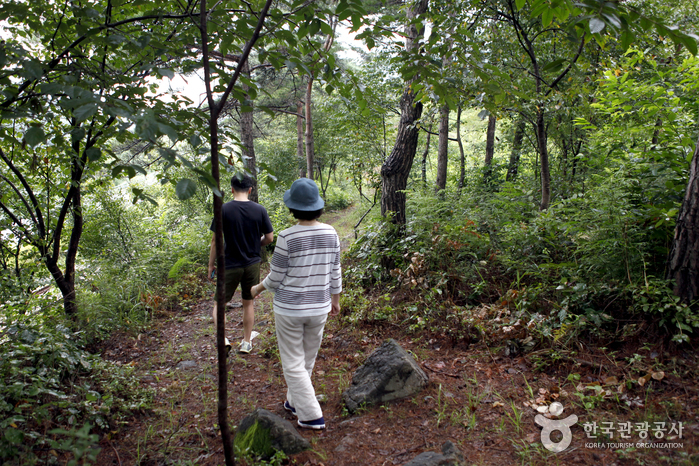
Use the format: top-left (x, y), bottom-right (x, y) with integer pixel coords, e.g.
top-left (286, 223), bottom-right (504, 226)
top-left (73, 103), bottom-right (98, 122)
top-left (542, 58), bottom-right (566, 73)
top-left (22, 60), bottom-right (43, 80)
top-left (24, 126), bottom-right (46, 148)
top-left (157, 123), bottom-right (178, 143)
top-left (589, 18), bottom-right (605, 34)
top-left (189, 134), bottom-right (202, 148)
top-left (175, 178), bottom-right (197, 200)
top-left (4, 427), bottom-right (23, 444)
top-left (515, 0), bottom-right (526, 10)
top-left (542, 8), bottom-right (554, 27)
top-left (157, 68), bottom-right (175, 80)
top-left (85, 147), bottom-right (101, 162)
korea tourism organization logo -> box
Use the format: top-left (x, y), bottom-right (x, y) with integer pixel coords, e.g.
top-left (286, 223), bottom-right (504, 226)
top-left (534, 402), bottom-right (685, 453)
top-left (535, 402), bottom-right (578, 452)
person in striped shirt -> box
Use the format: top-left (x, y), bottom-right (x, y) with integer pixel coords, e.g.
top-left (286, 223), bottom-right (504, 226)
top-left (251, 178), bottom-right (341, 430)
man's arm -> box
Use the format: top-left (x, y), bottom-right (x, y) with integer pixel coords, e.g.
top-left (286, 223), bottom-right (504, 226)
top-left (208, 234), bottom-right (216, 279)
top-left (261, 232), bottom-right (274, 247)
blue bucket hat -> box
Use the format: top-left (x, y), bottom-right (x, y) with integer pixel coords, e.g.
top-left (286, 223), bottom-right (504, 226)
top-left (283, 178), bottom-right (325, 211)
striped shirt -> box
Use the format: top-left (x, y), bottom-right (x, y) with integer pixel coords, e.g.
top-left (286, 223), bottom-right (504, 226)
top-left (262, 223), bottom-right (342, 317)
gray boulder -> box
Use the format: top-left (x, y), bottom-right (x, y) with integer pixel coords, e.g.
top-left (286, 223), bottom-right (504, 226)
top-left (235, 408), bottom-right (310, 459)
top-left (342, 339), bottom-right (428, 413)
top-left (403, 441), bottom-right (464, 466)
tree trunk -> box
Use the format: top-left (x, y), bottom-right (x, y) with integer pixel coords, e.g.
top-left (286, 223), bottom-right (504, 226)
top-left (484, 114), bottom-right (496, 185)
top-left (297, 101), bottom-right (306, 177)
top-left (381, 95), bottom-right (423, 225)
top-left (421, 123), bottom-right (432, 186)
top-left (199, 0), bottom-right (275, 462)
top-left (305, 77), bottom-right (315, 180)
top-left (240, 62), bottom-right (258, 202)
top-left (435, 104), bottom-right (449, 193)
top-left (507, 119), bottom-right (525, 182)
top-left (457, 106), bottom-right (466, 191)
top-left (651, 117), bottom-right (662, 147)
top-left (380, 0), bottom-right (428, 225)
top-left (536, 109), bottom-right (551, 210)
top-left (667, 136), bottom-right (699, 303)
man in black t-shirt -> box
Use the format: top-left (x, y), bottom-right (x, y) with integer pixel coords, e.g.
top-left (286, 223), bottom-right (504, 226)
top-left (208, 175), bottom-right (274, 354)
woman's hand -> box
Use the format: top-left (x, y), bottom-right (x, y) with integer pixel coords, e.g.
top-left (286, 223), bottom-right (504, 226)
top-left (251, 283), bottom-right (265, 298)
top-left (330, 294), bottom-right (340, 316)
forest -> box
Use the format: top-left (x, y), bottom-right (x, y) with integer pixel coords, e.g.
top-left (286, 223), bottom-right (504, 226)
top-left (1, 0), bottom-right (698, 464)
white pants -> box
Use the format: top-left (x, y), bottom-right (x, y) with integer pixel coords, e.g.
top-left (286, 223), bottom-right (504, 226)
top-left (274, 312), bottom-right (328, 422)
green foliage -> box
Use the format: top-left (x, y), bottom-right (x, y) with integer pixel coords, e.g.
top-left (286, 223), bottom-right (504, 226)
top-left (631, 278), bottom-right (699, 343)
top-left (323, 183), bottom-right (353, 211)
top-left (348, 172), bottom-right (699, 342)
top-left (0, 302), bottom-right (152, 462)
top-left (168, 257), bottom-right (193, 280)
top-left (47, 424), bottom-right (101, 466)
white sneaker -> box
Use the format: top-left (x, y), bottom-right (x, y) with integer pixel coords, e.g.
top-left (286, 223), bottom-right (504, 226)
top-left (238, 340), bottom-right (252, 354)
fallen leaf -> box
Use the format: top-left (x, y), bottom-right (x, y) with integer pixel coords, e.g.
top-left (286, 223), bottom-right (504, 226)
top-left (492, 401), bottom-right (504, 408)
top-left (651, 371), bottom-right (665, 381)
top-left (604, 376), bottom-right (618, 385)
top-left (638, 374), bottom-right (652, 387)
top-left (526, 433), bottom-right (538, 443)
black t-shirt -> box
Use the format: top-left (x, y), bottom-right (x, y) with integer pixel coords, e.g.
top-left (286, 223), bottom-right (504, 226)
top-left (210, 200), bottom-right (273, 269)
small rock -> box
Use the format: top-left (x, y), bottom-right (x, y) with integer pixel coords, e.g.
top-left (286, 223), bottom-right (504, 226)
top-left (334, 435), bottom-right (355, 452)
top-left (403, 441), bottom-right (464, 466)
top-left (175, 360), bottom-right (198, 370)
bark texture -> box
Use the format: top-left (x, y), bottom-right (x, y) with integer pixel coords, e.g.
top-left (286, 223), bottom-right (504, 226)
top-left (240, 61), bottom-right (258, 202)
top-left (507, 119), bottom-right (525, 182)
top-left (297, 101), bottom-right (306, 177)
top-left (380, 0), bottom-right (428, 225)
top-left (536, 110), bottom-right (550, 210)
top-left (457, 106), bottom-right (466, 191)
top-left (305, 78), bottom-right (315, 180)
top-left (484, 114), bottom-right (496, 184)
top-left (667, 137), bottom-right (699, 303)
top-left (421, 123), bottom-right (432, 186)
top-left (435, 105), bottom-right (449, 192)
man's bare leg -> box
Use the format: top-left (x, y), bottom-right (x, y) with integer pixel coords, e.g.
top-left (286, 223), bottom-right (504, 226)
top-left (242, 299), bottom-right (254, 342)
top-left (211, 302), bottom-right (227, 327)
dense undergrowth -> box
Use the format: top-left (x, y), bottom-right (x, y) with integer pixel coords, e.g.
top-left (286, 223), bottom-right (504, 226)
top-left (343, 178), bottom-right (699, 353)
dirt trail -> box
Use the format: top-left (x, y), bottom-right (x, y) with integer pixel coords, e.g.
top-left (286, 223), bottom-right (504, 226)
top-left (96, 206), bottom-right (699, 466)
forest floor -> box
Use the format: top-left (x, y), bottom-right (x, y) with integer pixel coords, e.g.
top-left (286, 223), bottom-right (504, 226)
top-left (94, 206), bottom-right (699, 466)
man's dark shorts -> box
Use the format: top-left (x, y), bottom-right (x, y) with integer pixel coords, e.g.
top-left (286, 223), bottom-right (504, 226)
top-left (215, 262), bottom-right (260, 302)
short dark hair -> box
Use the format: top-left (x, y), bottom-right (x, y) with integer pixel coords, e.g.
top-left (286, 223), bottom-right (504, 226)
top-left (231, 174), bottom-right (254, 192)
top-left (289, 208), bottom-right (323, 221)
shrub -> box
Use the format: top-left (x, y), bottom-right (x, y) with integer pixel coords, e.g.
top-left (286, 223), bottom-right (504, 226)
top-left (0, 300), bottom-right (152, 463)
